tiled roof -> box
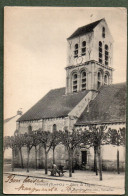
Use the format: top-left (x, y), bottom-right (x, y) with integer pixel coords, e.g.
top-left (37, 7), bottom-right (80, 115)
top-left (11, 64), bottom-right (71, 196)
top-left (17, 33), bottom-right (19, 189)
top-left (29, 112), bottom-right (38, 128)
top-left (67, 19), bottom-right (103, 40)
top-left (76, 83), bottom-right (126, 125)
top-left (17, 88), bottom-right (89, 122)
top-left (4, 115), bottom-right (17, 123)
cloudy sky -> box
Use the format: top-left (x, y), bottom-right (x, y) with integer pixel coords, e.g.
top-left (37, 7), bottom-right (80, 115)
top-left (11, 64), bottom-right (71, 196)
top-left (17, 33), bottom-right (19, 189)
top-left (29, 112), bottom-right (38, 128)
top-left (4, 7), bottom-right (127, 118)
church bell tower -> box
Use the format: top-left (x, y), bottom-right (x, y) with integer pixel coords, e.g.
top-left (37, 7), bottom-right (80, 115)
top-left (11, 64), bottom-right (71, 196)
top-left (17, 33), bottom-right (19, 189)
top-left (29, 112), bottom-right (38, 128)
top-left (65, 18), bottom-right (114, 94)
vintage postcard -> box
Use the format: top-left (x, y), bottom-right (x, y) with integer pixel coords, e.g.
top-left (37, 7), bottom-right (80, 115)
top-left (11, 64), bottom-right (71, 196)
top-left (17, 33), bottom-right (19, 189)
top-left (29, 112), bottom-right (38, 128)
top-left (3, 7), bottom-right (127, 194)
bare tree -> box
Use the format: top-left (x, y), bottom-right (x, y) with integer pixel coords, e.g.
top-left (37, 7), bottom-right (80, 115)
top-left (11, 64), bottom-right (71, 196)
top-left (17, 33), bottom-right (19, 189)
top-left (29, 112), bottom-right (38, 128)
top-left (24, 133), bottom-right (33, 172)
top-left (14, 134), bottom-right (26, 169)
top-left (87, 125), bottom-right (109, 181)
top-left (108, 127), bottom-right (125, 174)
top-left (51, 130), bottom-right (61, 164)
top-left (4, 136), bottom-right (16, 171)
top-left (37, 130), bottom-right (54, 174)
top-left (59, 129), bottom-right (89, 177)
top-left (31, 132), bottom-right (40, 170)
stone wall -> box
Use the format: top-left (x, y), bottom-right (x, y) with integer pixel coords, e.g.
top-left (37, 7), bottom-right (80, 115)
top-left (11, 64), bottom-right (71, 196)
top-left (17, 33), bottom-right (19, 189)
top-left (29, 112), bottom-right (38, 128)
top-left (17, 116), bottom-right (69, 134)
top-left (87, 145), bottom-right (125, 171)
top-left (14, 144), bottom-right (68, 169)
top-left (42, 117), bottom-right (69, 132)
top-left (16, 121), bottom-right (125, 171)
top-left (14, 143), bottom-right (125, 171)
top-left (17, 120), bottom-right (43, 134)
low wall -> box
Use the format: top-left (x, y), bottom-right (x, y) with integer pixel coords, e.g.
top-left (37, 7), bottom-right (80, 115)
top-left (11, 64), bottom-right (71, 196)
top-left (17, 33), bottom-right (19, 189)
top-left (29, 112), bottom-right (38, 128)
top-left (13, 144), bottom-right (125, 172)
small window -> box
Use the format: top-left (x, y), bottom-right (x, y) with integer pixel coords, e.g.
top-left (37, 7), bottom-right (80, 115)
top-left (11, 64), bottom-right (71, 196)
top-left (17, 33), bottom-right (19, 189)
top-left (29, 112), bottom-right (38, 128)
top-left (105, 44), bottom-right (109, 65)
top-left (74, 44), bottom-right (78, 58)
top-left (81, 71), bottom-right (86, 91)
top-left (75, 44), bottom-right (78, 49)
top-left (105, 45), bottom-right (108, 50)
top-left (99, 41), bottom-right (102, 64)
top-left (104, 74), bottom-right (109, 85)
top-left (102, 27), bottom-right (105, 38)
top-left (82, 41), bottom-right (86, 47)
top-left (72, 73), bottom-right (77, 92)
top-left (53, 124), bottom-right (57, 132)
top-left (81, 41), bottom-right (86, 56)
top-left (28, 125), bottom-right (32, 134)
top-left (97, 71), bottom-right (102, 89)
top-left (99, 41), bottom-right (102, 47)
top-left (73, 73), bottom-right (77, 79)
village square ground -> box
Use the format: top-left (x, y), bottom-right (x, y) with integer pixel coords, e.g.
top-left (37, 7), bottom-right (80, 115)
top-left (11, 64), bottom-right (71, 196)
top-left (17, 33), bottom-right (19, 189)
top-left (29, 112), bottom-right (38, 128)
top-left (3, 163), bottom-right (125, 194)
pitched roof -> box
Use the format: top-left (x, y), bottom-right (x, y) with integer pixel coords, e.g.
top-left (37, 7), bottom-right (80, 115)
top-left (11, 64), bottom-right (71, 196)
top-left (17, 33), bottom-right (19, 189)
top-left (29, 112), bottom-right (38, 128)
top-left (17, 88), bottom-right (89, 122)
top-left (67, 19), bottom-right (103, 40)
top-left (4, 115), bottom-right (22, 136)
top-left (4, 115), bottom-right (17, 123)
top-left (76, 83), bottom-right (126, 126)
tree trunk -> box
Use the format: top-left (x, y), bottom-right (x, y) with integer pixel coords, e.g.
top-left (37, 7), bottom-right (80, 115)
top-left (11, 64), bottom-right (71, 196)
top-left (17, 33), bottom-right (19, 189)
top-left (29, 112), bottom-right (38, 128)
top-left (95, 149), bottom-right (98, 176)
top-left (35, 146), bottom-right (38, 170)
top-left (69, 149), bottom-right (73, 177)
top-left (72, 159), bottom-right (74, 173)
top-left (98, 146), bottom-right (102, 181)
top-left (117, 149), bottom-right (120, 174)
top-left (53, 147), bottom-right (55, 164)
top-left (12, 148), bottom-right (14, 171)
top-left (94, 146), bottom-right (98, 175)
top-left (19, 148), bottom-right (24, 169)
top-left (27, 148), bottom-right (30, 173)
top-left (45, 150), bottom-right (48, 174)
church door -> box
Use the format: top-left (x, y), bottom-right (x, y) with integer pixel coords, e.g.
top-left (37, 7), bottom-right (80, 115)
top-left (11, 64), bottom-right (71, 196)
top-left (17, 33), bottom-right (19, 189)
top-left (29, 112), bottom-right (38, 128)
top-left (81, 151), bottom-right (87, 165)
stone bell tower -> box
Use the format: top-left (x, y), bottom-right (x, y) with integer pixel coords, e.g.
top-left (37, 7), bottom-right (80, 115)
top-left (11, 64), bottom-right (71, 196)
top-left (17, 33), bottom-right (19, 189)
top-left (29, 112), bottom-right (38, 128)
top-left (65, 18), bottom-right (114, 94)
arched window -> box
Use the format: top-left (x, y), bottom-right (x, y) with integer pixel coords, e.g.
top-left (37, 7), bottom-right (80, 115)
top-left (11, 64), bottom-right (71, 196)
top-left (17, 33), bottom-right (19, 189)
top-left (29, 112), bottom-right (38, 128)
top-left (74, 44), bottom-right (78, 58)
top-left (81, 41), bottom-right (86, 56)
top-left (99, 41), bottom-right (102, 64)
top-left (81, 71), bottom-right (87, 91)
top-left (102, 27), bottom-right (105, 38)
top-left (105, 44), bottom-right (109, 65)
top-left (97, 71), bottom-right (102, 89)
top-left (72, 73), bottom-right (77, 92)
top-left (28, 125), bottom-right (32, 134)
top-left (104, 74), bottom-right (109, 85)
top-left (53, 124), bottom-right (57, 132)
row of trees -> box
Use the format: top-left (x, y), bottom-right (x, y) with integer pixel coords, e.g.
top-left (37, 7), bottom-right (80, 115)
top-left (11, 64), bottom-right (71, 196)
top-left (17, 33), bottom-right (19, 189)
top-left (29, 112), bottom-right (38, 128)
top-left (4, 125), bottom-right (125, 180)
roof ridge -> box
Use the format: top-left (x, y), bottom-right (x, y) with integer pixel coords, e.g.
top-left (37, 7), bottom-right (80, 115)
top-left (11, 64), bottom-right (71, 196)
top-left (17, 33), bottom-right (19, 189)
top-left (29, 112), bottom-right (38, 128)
top-left (67, 18), bottom-right (103, 40)
top-left (51, 87), bottom-right (65, 91)
top-left (112, 82), bottom-right (126, 85)
top-left (77, 18), bottom-right (103, 31)
top-left (101, 82), bottom-right (126, 88)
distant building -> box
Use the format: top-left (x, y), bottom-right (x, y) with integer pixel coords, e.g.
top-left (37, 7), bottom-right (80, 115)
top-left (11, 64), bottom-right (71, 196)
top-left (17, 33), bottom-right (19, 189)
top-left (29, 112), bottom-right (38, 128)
top-left (4, 109), bottom-right (23, 136)
top-left (4, 110), bottom-right (23, 163)
top-left (16, 19), bottom-right (126, 170)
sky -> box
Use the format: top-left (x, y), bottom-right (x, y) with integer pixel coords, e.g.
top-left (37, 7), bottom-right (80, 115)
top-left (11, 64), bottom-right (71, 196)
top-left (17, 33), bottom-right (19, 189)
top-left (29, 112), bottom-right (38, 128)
top-left (4, 7), bottom-right (127, 119)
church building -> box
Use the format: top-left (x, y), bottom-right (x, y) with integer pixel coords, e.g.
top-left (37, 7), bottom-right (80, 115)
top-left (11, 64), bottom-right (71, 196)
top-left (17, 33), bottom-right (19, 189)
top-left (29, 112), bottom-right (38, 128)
top-left (16, 18), bottom-right (126, 170)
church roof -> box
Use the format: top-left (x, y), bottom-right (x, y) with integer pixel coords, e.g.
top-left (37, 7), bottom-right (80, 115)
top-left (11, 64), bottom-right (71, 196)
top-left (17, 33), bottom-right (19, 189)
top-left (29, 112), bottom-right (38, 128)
top-left (17, 88), bottom-right (89, 122)
top-left (67, 19), bottom-right (103, 40)
top-left (75, 83), bottom-right (126, 126)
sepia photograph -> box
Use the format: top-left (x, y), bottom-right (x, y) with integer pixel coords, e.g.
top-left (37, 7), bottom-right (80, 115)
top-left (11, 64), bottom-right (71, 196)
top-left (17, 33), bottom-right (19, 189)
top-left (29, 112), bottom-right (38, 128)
top-left (3, 7), bottom-right (127, 194)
